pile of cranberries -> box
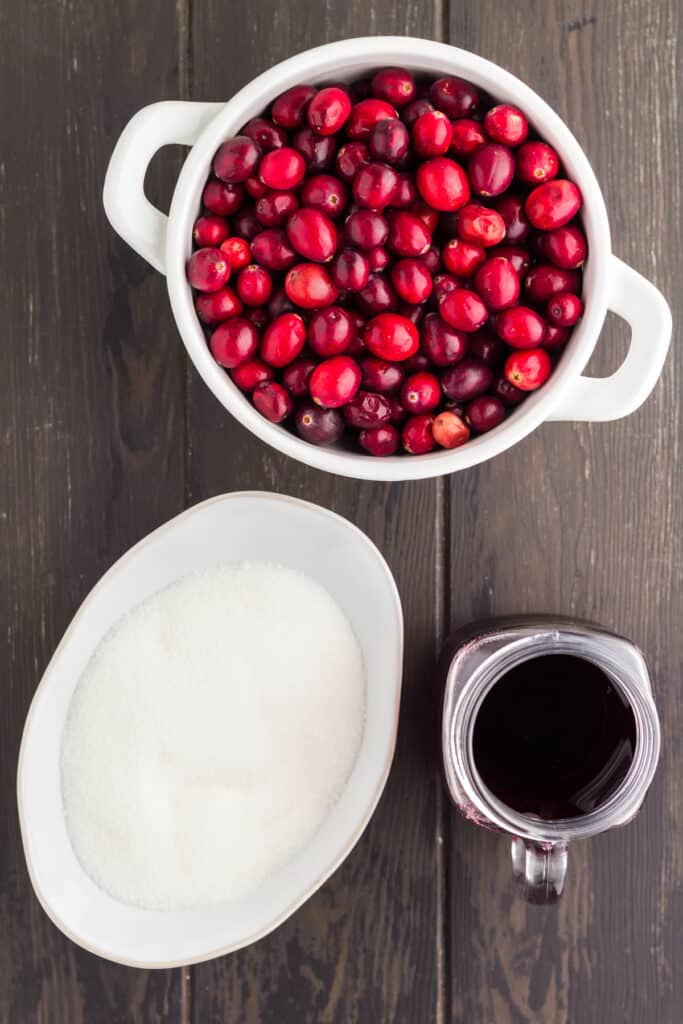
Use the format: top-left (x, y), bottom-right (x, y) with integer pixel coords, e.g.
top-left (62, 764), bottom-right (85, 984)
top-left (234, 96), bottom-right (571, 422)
top-left (187, 68), bottom-right (586, 456)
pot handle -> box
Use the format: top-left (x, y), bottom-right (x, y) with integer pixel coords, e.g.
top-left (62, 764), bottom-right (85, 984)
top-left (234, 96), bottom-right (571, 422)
top-left (103, 101), bottom-right (223, 274)
top-left (547, 255), bottom-right (671, 422)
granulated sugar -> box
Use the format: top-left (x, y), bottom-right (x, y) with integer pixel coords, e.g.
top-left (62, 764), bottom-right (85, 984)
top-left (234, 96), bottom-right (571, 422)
top-left (61, 562), bottom-right (365, 911)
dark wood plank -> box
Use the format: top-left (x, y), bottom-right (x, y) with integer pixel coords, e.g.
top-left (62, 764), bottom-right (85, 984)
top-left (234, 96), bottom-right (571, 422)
top-left (188, 4), bottom-right (443, 1022)
top-left (0, 1), bottom-right (186, 1020)
top-left (446, 2), bottom-right (682, 1022)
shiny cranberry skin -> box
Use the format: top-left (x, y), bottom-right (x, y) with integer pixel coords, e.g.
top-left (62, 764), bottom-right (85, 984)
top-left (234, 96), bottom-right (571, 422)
top-left (442, 238), bottom-right (486, 277)
top-left (345, 209), bottom-right (389, 249)
top-left (233, 207), bottom-right (260, 240)
top-left (271, 84), bottom-right (316, 129)
top-left (286, 208), bottom-right (338, 262)
top-left (491, 244), bottom-right (531, 278)
top-left (307, 306), bottom-right (354, 356)
top-left (331, 248), bottom-right (370, 291)
top-left (252, 381), bottom-right (293, 423)
top-left (412, 110), bottom-right (453, 157)
top-left (292, 127), bottom-right (336, 171)
top-left (245, 175), bottom-right (269, 199)
top-left (343, 389), bottom-right (392, 428)
top-left (259, 312), bottom-right (306, 368)
top-left (455, 204), bottom-right (506, 247)
top-left (430, 76), bottom-right (479, 118)
top-left (387, 397), bottom-right (407, 424)
top-left (357, 273), bottom-right (397, 313)
top-left (402, 97), bottom-right (434, 126)
top-left (391, 258), bottom-right (432, 304)
top-left (432, 410), bottom-right (470, 448)
top-left (243, 117), bottom-right (287, 152)
top-left (543, 323), bottom-right (570, 349)
top-left (505, 347), bottom-right (552, 390)
top-left (259, 147), bottom-right (305, 190)
top-left (195, 286), bottom-right (242, 324)
top-left (400, 371), bottom-right (441, 414)
top-left (495, 194), bottom-right (529, 243)
top-left (474, 256), bottom-right (520, 310)
top-left (432, 272), bottom-right (459, 305)
top-left (364, 313), bottom-right (419, 361)
top-left (245, 307), bottom-right (269, 331)
top-left (359, 424), bottom-right (400, 456)
top-left (526, 180), bottom-right (582, 230)
top-left (515, 141), bottom-right (559, 185)
top-left (468, 332), bottom-right (505, 365)
top-left (468, 144), bottom-right (515, 198)
top-left (366, 120), bottom-right (407, 167)
top-left (193, 215), bottom-right (229, 247)
top-left (547, 291), bottom-right (583, 326)
top-left (299, 175), bottom-right (348, 219)
top-left (335, 142), bottom-right (370, 182)
top-left (202, 178), bottom-right (244, 216)
top-left (309, 355), bottom-right (361, 408)
top-left (295, 402), bottom-right (344, 444)
top-left (231, 358), bottom-right (274, 392)
top-left (441, 288), bottom-right (488, 332)
top-left (466, 394), bottom-right (505, 432)
top-left (484, 104), bottom-right (528, 147)
top-left (442, 358), bottom-right (493, 401)
top-left (450, 118), bottom-right (487, 157)
top-left (493, 374), bottom-right (526, 405)
top-left (390, 172), bottom-right (417, 209)
top-left (402, 351), bottom-right (430, 374)
top-left (387, 210), bottom-right (431, 257)
top-left (210, 317), bottom-right (259, 368)
top-left (496, 306), bottom-right (546, 348)
top-left (187, 248), bottom-right (230, 292)
top-left (525, 264), bottom-right (581, 303)
top-left (306, 86), bottom-right (351, 135)
top-left (251, 229), bottom-right (297, 270)
top-left (360, 356), bottom-right (405, 393)
top-left (347, 98), bottom-right (398, 139)
top-left (255, 190), bottom-right (299, 227)
top-left (213, 136), bottom-right (261, 183)
top-left (411, 199), bottom-right (440, 233)
top-left (421, 313), bottom-right (467, 366)
top-left (398, 301), bottom-right (426, 326)
top-left (267, 287), bottom-right (296, 319)
top-left (416, 157), bottom-right (470, 212)
top-left (353, 162), bottom-right (399, 209)
top-left (367, 246), bottom-right (390, 272)
top-left (236, 264), bottom-right (272, 306)
top-left (402, 414), bottom-right (435, 454)
top-left (371, 67), bottom-right (416, 107)
top-left (279, 357), bottom-right (314, 398)
top-left (285, 262), bottom-right (339, 308)
top-left (421, 245), bottom-right (441, 273)
top-left (543, 225), bottom-right (588, 269)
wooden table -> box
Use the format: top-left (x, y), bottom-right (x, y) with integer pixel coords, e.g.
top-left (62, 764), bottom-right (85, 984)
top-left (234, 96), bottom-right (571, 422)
top-left (2, 1), bottom-right (680, 1021)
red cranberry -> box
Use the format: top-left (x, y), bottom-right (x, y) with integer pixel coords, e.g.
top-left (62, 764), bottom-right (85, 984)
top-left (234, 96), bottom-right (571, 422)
top-left (441, 288), bottom-right (488, 332)
top-left (411, 199), bottom-right (440, 233)
top-left (442, 238), bottom-right (486, 277)
top-left (253, 381), bottom-right (293, 423)
top-left (432, 272), bottom-right (459, 305)
top-left (493, 374), bottom-right (526, 405)
top-left (196, 285), bottom-right (242, 326)
top-left (255, 190), bottom-right (299, 227)
top-left (466, 394), bottom-right (505, 432)
top-left (416, 157), bottom-right (470, 211)
top-left (367, 246), bottom-right (390, 272)
top-left (442, 358), bottom-right (493, 401)
top-left (432, 410), bottom-right (471, 448)
top-left (360, 356), bottom-right (405, 393)
top-left (515, 141), bottom-right (559, 185)
top-left (450, 118), bottom-right (487, 157)
top-left (251, 228), bottom-right (297, 270)
top-left (474, 256), bottom-right (520, 310)
top-left (309, 355), bottom-right (361, 407)
top-left (259, 147), bottom-right (306, 190)
top-left (543, 323), bottom-right (570, 349)
top-left (403, 350), bottom-right (431, 373)
top-left (286, 207), bottom-right (338, 262)
top-left (364, 313), bottom-right (419, 361)
top-left (468, 332), bottom-right (505, 364)
top-left (422, 313), bottom-right (467, 366)
top-left (193, 215), bottom-right (229, 247)
top-left (281, 357), bottom-right (316, 397)
top-left (331, 248), bottom-right (370, 291)
top-left (430, 77), bottom-right (479, 118)
top-left (505, 347), bottom-right (552, 390)
top-left (243, 117), bottom-right (287, 152)
top-left (307, 86), bottom-right (352, 135)
top-left (494, 194), bottom-right (530, 243)
top-left (292, 127), bottom-right (336, 171)
top-left (526, 180), bottom-right (582, 229)
top-left (387, 210), bottom-right (431, 257)
top-left (387, 397), bottom-right (407, 424)
top-left (484, 105), bottom-right (528, 147)
top-left (359, 424), bottom-right (400, 456)
top-left (203, 179), bottom-right (244, 216)
top-left (210, 317), bottom-right (259, 368)
top-left (371, 67), bottom-right (416, 107)
top-left (400, 371), bottom-right (441, 414)
top-left (285, 263), bottom-right (339, 308)
top-left (220, 236), bottom-right (251, 270)
top-left (412, 110), bottom-right (453, 157)
top-left (525, 264), bottom-right (581, 303)
top-left (213, 136), bottom-right (261, 183)
top-left (187, 248), bottom-right (230, 291)
top-left (357, 273), bottom-right (398, 313)
top-left (268, 287), bottom-right (296, 319)
top-left (468, 143), bottom-right (515, 197)
top-left (353, 162), bottom-right (399, 209)
top-left (456, 204), bottom-right (506, 247)
top-left (421, 245), bottom-right (441, 273)
top-left (260, 312), bottom-right (306, 367)
top-left (402, 97), bottom-right (434, 126)
top-left (245, 176), bottom-right (269, 199)
top-left (343, 389), bottom-right (392, 428)
top-left (236, 264), bottom-right (273, 306)
top-left (402, 414), bottom-right (435, 454)
top-left (491, 244), bottom-right (531, 278)
top-left (295, 402), bottom-right (344, 444)
top-left (367, 119), bottom-right (408, 166)
top-left (307, 306), bottom-right (354, 356)
top-left (392, 172), bottom-right (418, 209)
top-left (271, 84), bottom-right (316, 129)
top-left (345, 209), bottom-right (389, 249)
top-left (547, 291), bottom-right (583, 326)
top-left (300, 174), bottom-right (349, 219)
top-left (245, 307), bottom-right (268, 331)
top-left (496, 305), bottom-right (546, 348)
top-left (543, 225), bottom-right (588, 269)
top-left (335, 142), bottom-right (370, 182)
top-left (347, 98), bottom-right (398, 139)
top-left (233, 207), bottom-right (260, 240)
top-left (231, 358), bottom-right (274, 391)
top-left (391, 258), bottom-right (433, 304)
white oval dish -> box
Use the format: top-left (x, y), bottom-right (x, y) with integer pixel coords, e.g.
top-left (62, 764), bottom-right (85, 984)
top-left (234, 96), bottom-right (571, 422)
top-left (17, 492), bottom-right (403, 967)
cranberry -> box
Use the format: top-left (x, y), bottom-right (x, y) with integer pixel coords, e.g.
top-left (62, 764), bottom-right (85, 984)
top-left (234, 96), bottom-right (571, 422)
top-left (271, 84), bottom-right (317, 129)
top-left (299, 174), bottom-right (349, 219)
top-left (259, 147), bottom-right (306, 190)
top-left (260, 312), bottom-right (306, 367)
top-left (525, 264), bottom-right (581, 303)
top-left (543, 225), bottom-right (588, 269)
top-left (364, 312), bottom-right (419, 361)
top-left (416, 157), bottom-right (470, 211)
top-left (233, 207), bottom-right (260, 240)
top-left (307, 86), bottom-right (352, 135)
top-left (195, 284), bottom-right (242, 328)
top-left (267, 287), bottom-right (296, 319)
top-left (292, 127), bottom-right (336, 171)
top-left (468, 143), bottom-right (515, 197)
top-left (193, 215), bottom-right (229, 247)
top-left (391, 258), bottom-right (433, 304)
top-left (245, 176), bottom-right (269, 199)
top-left (505, 347), bottom-right (552, 390)
top-left (367, 246), bottom-right (390, 272)
top-left (430, 77), bottom-right (479, 118)
top-left (400, 371), bottom-right (441, 414)
top-left (450, 118), bottom-right (486, 157)
top-left (392, 172), bottom-right (418, 209)
top-left (515, 141), bottom-right (559, 185)
top-left (353, 162), bottom-right (399, 209)
top-left (474, 256), bottom-right (520, 310)
top-left (360, 356), bottom-right (405, 393)
top-left (466, 394), bottom-right (505, 432)
top-left (402, 97), bottom-right (434, 126)
top-left (210, 317), bottom-right (259, 368)
top-left (203, 179), bottom-right (244, 216)
top-left (295, 402), bottom-right (344, 444)
top-left (484, 105), bottom-right (528, 147)
top-left (388, 397), bottom-right (408, 424)
top-left (526, 180), bottom-right (582, 229)
top-left (371, 67), bottom-right (416, 107)
top-left (421, 245), bottom-right (441, 273)
top-left (357, 273), bottom-right (397, 313)
top-left (213, 136), bottom-right (261, 183)
top-left (386, 211), bottom-right (431, 258)
top-left (468, 332), bottom-right (505, 364)
top-left (494, 194), bottom-right (530, 243)
top-left (343, 390), bottom-right (392, 428)
top-left (245, 307), bottom-right (269, 331)
top-left (402, 414), bottom-right (435, 454)
top-left (279, 358), bottom-right (314, 398)
top-left (543, 323), bottom-right (570, 349)
top-left (441, 288), bottom-right (488, 332)
top-left (456, 204), bottom-right (506, 247)
top-left (359, 424), bottom-right (400, 456)
top-left (347, 98), bottom-right (399, 138)
top-left (432, 272), bottom-right (460, 305)
top-left (220, 236), bottom-right (251, 270)
top-left (493, 374), bottom-right (525, 405)
top-left (331, 248), bottom-right (370, 291)
top-left (411, 199), bottom-right (440, 233)
top-left (236, 264), bottom-right (272, 306)
top-left (187, 248), bottom-right (230, 292)
top-left (307, 306), bottom-right (355, 356)
top-left (336, 142), bottom-right (370, 182)
top-left (231, 358), bottom-right (274, 391)
top-left (345, 209), bottom-right (389, 249)
top-left (251, 228), bottom-right (297, 270)
top-left (286, 207), bottom-right (338, 262)
top-left (420, 313), bottom-right (466, 366)
top-left (252, 381), bottom-right (293, 423)
top-left (402, 351), bottom-right (430, 374)
top-left (285, 263), bottom-right (339, 308)
top-left (496, 305), bottom-right (546, 348)
top-left (432, 410), bottom-right (471, 449)
top-left (412, 110), bottom-right (453, 157)
top-left (309, 355), bottom-right (361, 407)
top-left (255, 190), bottom-right (299, 227)
top-left (491, 244), bottom-right (531, 278)
top-left (442, 358), bottom-right (493, 401)
top-left (366, 118), bottom-right (408, 165)
top-left (243, 117), bottom-right (287, 152)
top-left (442, 238), bottom-right (486, 277)
top-left (547, 291), bottom-right (583, 326)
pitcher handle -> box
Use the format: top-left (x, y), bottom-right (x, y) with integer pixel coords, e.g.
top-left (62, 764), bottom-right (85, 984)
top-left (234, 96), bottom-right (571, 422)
top-left (511, 837), bottom-right (567, 904)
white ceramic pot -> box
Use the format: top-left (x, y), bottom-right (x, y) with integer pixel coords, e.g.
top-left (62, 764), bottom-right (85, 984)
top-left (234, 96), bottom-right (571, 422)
top-left (104, 37), bottom-right (671, 482)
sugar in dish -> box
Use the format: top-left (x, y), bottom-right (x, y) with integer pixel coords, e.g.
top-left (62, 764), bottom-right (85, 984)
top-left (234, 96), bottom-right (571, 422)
top-left (61, 562), bottom-right (365, 911)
